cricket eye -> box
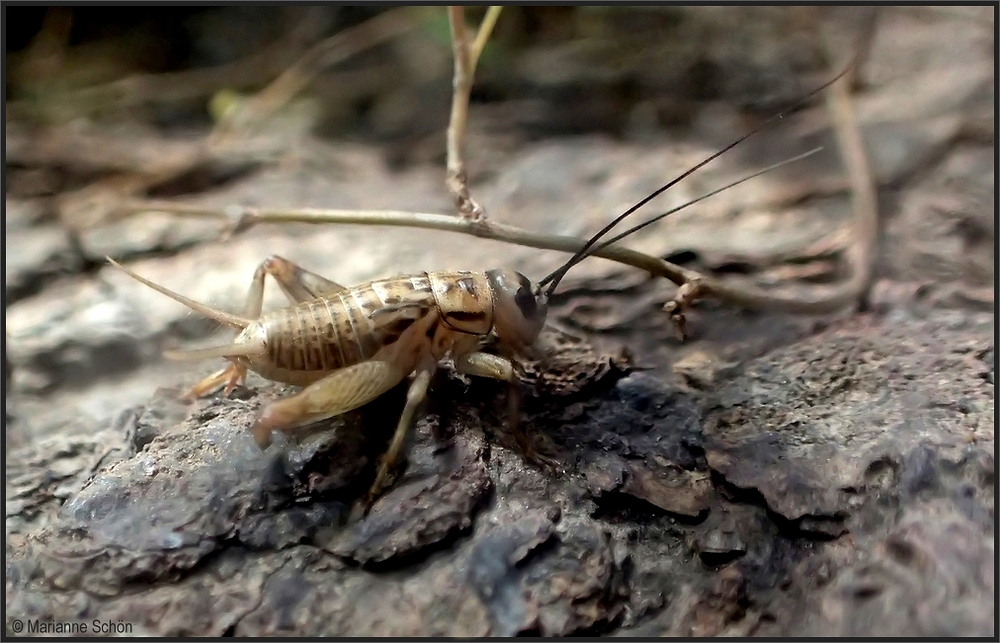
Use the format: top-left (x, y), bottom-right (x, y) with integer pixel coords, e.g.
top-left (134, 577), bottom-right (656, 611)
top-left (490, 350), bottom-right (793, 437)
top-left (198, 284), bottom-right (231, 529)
top-left (514, 283), bottom-right (537, 319)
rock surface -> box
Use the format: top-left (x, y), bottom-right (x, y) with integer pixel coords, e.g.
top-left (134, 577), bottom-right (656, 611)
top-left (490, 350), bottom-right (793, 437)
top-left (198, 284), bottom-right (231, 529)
top-left (5, 6), bottom-right (994, 638)
top-left (7, 311), bottom-right (993, 636)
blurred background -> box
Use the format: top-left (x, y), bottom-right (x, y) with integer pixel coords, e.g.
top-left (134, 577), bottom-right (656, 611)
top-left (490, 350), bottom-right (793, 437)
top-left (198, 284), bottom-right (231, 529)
top-left (5, 5), bottom-right (994, 442)
top-left (7, 6), bottom-right (838, 138)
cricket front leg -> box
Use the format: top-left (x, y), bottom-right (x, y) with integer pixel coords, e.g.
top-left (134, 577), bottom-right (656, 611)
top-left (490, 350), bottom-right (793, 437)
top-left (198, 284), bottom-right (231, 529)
top-left (251, 360), bottom-right (406, 448)
top-left (454, 351), bottom-right (516, 383)
top-left (454, 352), bottom-right (560, 472)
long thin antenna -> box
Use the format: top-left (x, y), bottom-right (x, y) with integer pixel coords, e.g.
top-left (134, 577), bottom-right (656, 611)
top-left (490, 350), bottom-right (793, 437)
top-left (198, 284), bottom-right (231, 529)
top-left (588, 147), bottom-right (823, 258)
top-left (537, 53), bottom-right (860, 297)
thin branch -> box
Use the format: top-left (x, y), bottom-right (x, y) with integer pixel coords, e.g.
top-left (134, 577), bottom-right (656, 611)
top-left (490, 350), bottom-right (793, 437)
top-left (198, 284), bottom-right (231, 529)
top-left (20, 11), bottom-right (417, 232)
top-left (120, 58), bottom-right (876, 318)
top-left (6, 10), bottom-right (321, 122)
top-left (119, 200), bottom-right (695, 287)
top-left (470, 6), bottom-right (504, 70)
top-left (114, 12), bottom-right (877, 327)
top-left (839, 7), bottom-right (880, 90)
top-left (446, 6), bottom-right (502, 220)
top-left (683, 28), bottom-right (878, 316)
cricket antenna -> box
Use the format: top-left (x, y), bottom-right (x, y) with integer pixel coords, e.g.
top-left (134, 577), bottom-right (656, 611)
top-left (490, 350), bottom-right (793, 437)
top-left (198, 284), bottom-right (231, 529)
top-left (536, 52), bottom-right (860, 299)
top-left (589, 146), bottom-right (824, 257)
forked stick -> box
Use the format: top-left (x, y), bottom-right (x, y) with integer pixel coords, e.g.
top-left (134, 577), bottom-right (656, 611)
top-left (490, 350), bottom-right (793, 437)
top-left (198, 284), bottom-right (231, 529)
top-left (446, 6), bottom-right (503, 220)
top-left (118, 9), bottom-right (878, 327)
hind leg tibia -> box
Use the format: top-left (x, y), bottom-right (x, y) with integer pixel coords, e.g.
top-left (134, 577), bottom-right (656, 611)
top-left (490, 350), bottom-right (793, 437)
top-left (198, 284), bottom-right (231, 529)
top-left (185, 257), bottom-right (347, 400)
top-left (183, 362), bottom-right (247, 400)
top-left (364, 367), bottom-right (433, 510)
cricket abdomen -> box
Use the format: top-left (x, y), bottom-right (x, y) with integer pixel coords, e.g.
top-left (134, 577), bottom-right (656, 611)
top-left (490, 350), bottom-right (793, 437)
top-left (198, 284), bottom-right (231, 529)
top-left (247, 274), bottom-right (440, 384)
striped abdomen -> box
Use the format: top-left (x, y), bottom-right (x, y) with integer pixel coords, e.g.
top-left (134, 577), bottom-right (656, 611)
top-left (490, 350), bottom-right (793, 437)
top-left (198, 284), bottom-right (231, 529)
top-left (247, 271), bottom-right (496, 383)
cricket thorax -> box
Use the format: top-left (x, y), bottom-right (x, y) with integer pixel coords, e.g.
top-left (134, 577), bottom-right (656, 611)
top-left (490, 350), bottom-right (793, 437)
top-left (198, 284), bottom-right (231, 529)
top-left (428, 271), bottom-right (495, 336)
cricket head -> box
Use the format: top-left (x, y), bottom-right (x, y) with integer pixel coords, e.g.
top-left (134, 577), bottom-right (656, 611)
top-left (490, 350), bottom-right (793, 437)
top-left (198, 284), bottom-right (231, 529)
top-left (485, 268), bottom-right (548, 351)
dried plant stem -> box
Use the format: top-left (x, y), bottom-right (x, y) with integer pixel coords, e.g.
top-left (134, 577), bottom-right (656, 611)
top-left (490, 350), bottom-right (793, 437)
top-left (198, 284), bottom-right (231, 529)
top-left (123, 200), bottom-right (696, 286)
top-left (7, 9), bottom-right (321, 121)
top-left (120, 10), bottom-right (878, 324)
top-left (663, 45), bottom-right (877, 318)
top-left (446, 6), bottom-right (503, 220)
top-left (121, 59), bottom-right (875, 318)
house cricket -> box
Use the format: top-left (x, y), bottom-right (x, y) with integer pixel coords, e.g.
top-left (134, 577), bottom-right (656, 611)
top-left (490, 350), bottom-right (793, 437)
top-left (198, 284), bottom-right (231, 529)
top-left (107, 63), bottom-right (855, 509)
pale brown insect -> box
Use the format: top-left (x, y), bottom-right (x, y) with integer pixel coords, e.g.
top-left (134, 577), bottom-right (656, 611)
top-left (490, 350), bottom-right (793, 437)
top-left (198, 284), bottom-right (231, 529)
top-left (105, 150), bottom-right (798, 506)
top-left (107, 64), bottom-right (850, 506)
top-left (108, 256), bottom-right (550, 504)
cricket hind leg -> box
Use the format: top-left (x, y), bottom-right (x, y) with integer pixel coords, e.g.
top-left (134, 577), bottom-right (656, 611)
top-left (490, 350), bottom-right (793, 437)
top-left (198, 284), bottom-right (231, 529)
top-left (244, 255), bottom-right (347, 316)
top-left (454, 352), bottom-right (561, 473)
top-left (362, 367), bottom-right (435, 511)
top-left (185, 256), bottom-right (347, 399)
top-left (251, 359), bottom-right (407, 449)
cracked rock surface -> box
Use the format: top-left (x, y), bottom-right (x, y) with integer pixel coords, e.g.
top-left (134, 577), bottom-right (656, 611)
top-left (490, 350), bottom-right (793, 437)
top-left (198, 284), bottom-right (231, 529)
top-left (7, 311), bottom-right (993, 636)
top-left (5, 6), bottom-right (994, 638)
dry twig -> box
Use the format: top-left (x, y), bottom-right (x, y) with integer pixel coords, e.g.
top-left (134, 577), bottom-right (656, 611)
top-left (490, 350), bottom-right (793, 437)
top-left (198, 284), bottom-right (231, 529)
top-left (660, 28), bottom-right (878, 327)
top-left (118, 8), bottom-right (878, 332)
top-left (17, 10), bottom-right (419, 232)
top-left (119, 201), bottom-right (697, 287)
top-left (445, 6), bottom-right (503, 220)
